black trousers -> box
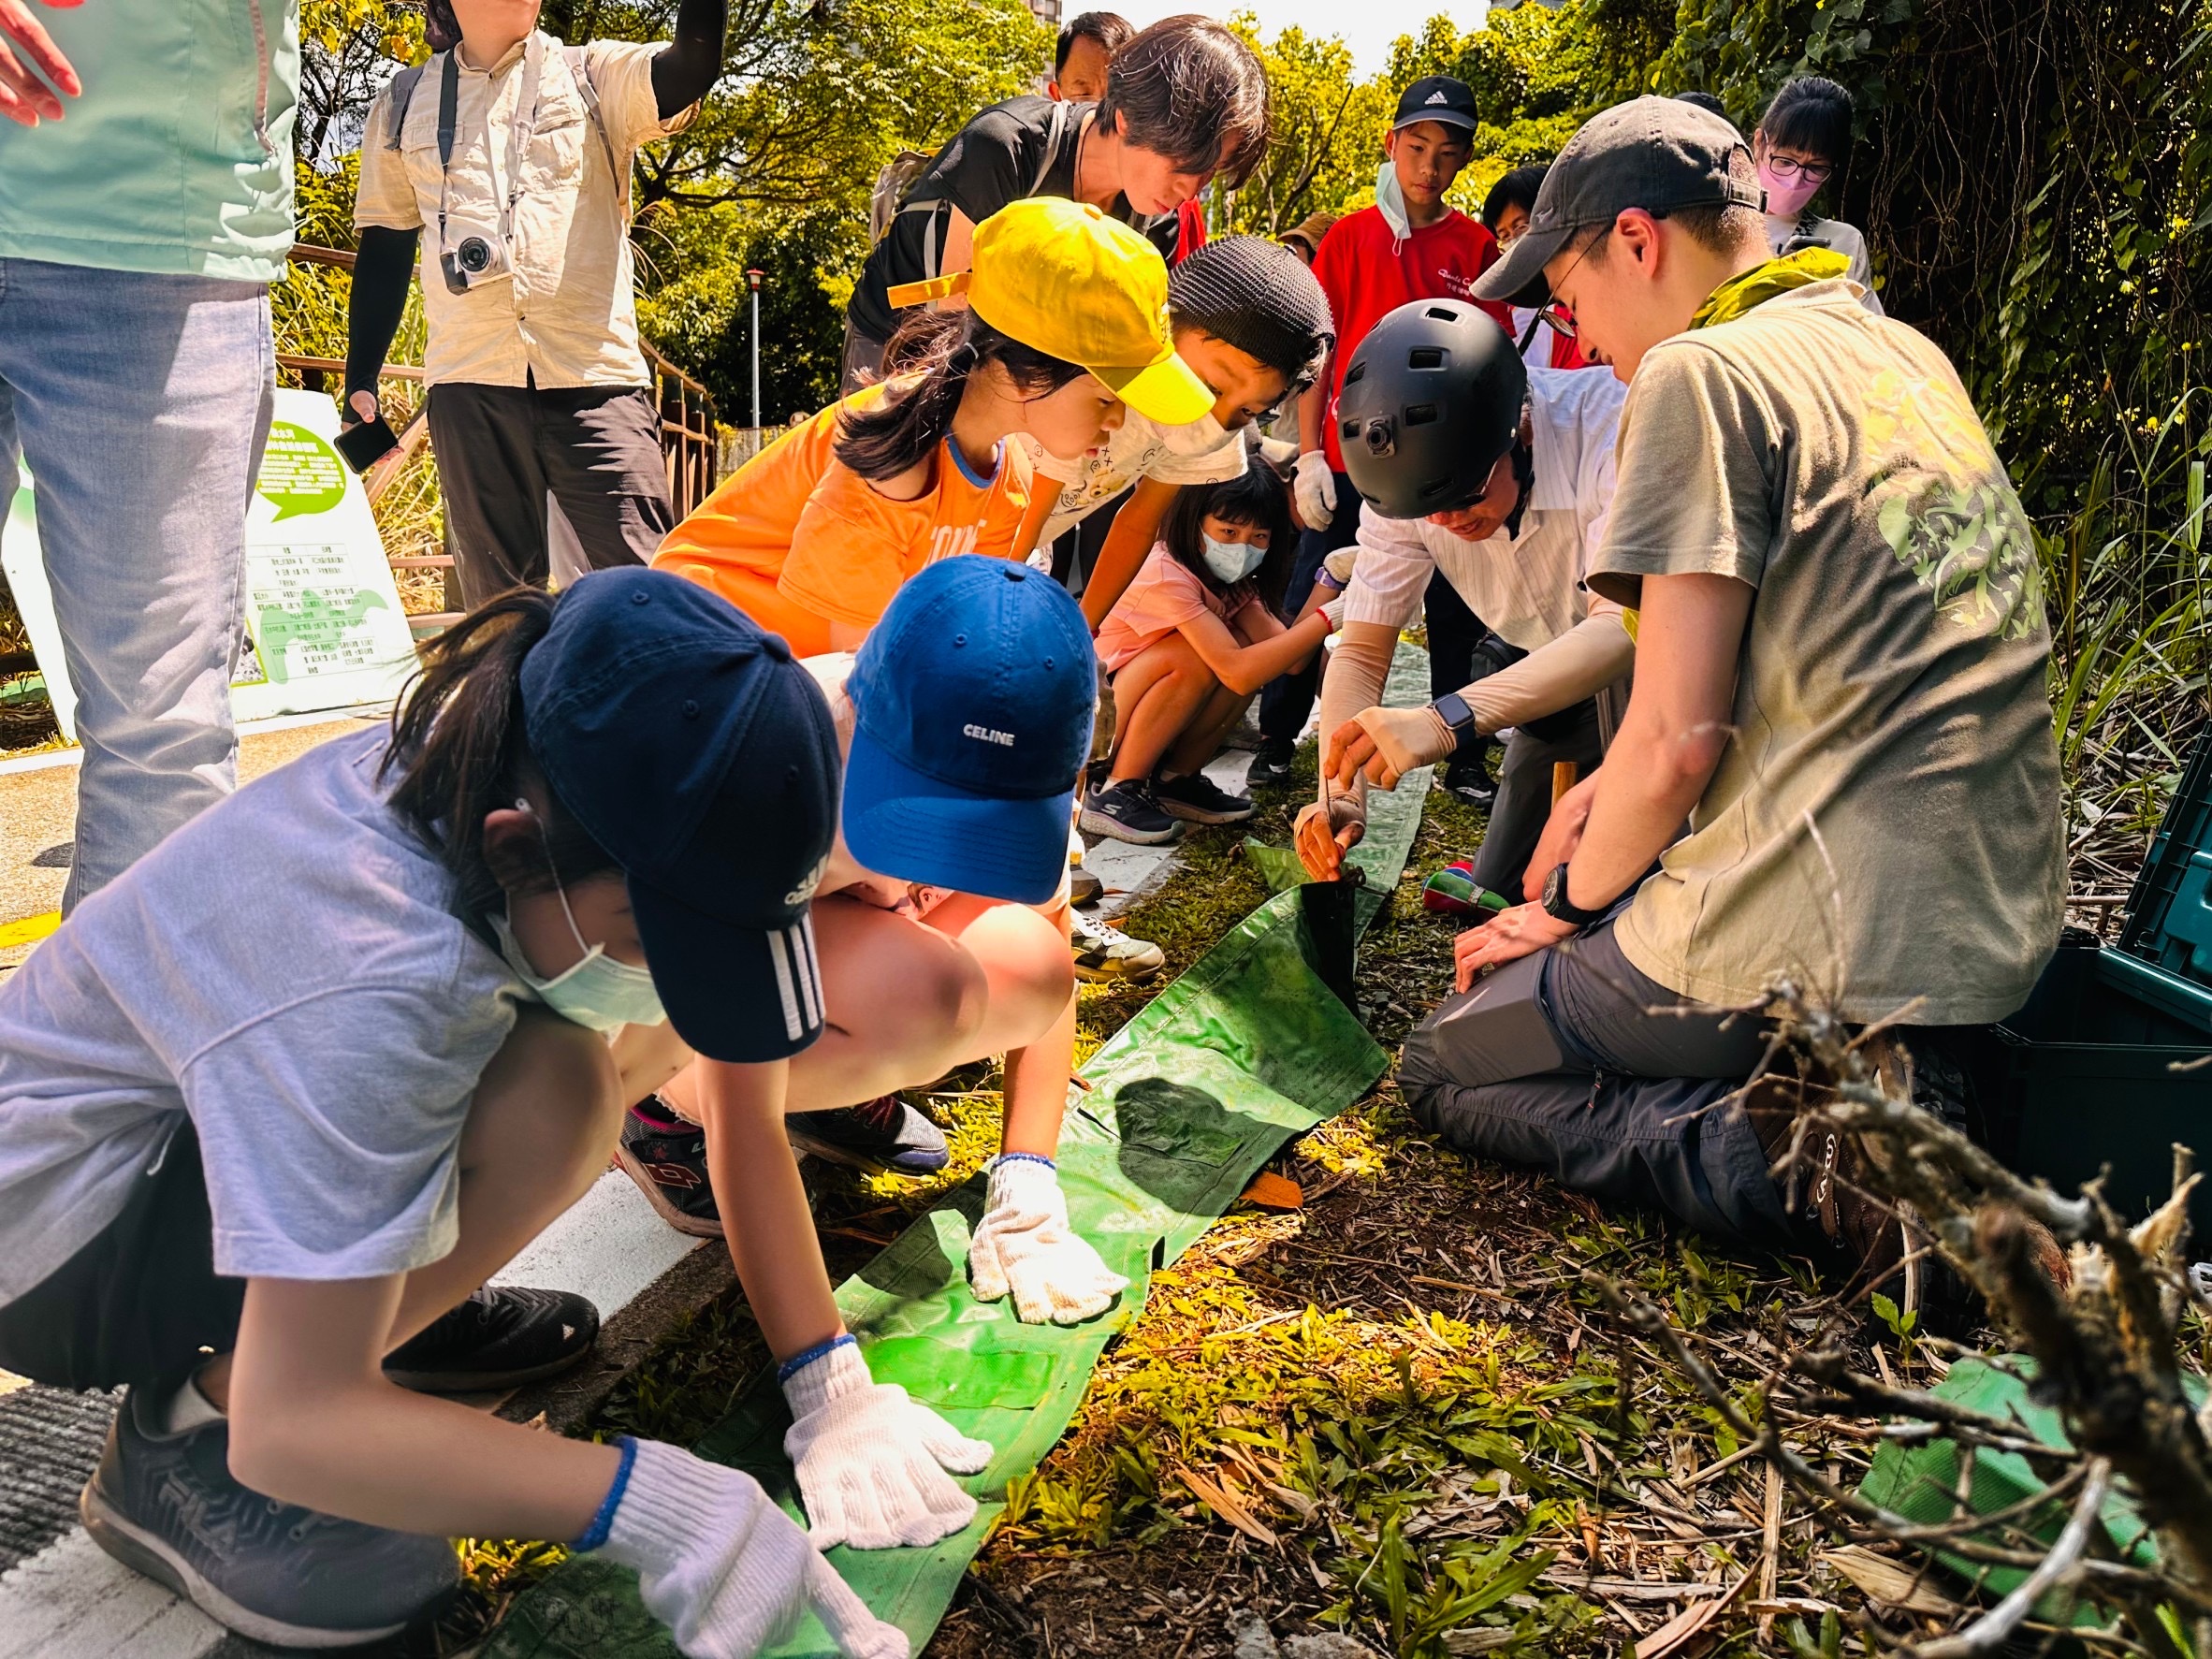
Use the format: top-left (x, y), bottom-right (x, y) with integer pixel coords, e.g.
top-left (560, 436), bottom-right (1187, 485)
top-left (428, 382), bottom-right (674, 609)
top-left (1259, 468), bottom-right (1360, 749)
top-left (1468, 699), bottom-right (1607, 895)
top-left (0, 1118), bottom-right (242, 1391)
top-left (1423, 572), bottom-right (1492, 767)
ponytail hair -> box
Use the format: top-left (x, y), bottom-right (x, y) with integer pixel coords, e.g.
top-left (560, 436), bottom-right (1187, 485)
top-left (380, 589), bottom-right (617, 924)
top-left (835, 310), bottom-right (1090, 483)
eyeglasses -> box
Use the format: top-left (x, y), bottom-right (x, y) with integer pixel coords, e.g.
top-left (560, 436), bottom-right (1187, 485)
top-left (1762, 153), bottom-right (1835, 185)
top-left (1531, 225), bottom-right (1608, 338)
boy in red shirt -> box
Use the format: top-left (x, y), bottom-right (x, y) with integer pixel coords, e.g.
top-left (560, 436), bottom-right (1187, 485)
top-left (1257, 76), bottom-right (1512, 781)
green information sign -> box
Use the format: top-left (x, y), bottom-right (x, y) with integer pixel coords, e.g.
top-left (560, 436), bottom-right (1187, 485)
top-left (254, 421), bottom-right (349, 523)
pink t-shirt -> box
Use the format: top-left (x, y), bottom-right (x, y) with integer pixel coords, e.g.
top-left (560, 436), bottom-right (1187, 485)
top-left (1095, 544), bottom-right (1270, 675)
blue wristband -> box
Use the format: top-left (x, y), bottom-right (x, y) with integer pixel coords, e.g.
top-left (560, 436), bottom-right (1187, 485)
top-left (776, 1332), bottom-right (856, 1385)
top-left (993, 1152), bottom-right (1056, 1172)
top-left (572, 1435), bottom-right (638, 1552)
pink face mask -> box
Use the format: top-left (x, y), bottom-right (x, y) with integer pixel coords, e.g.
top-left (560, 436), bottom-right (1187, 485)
top-left (1756, 159), bottom-right (1821, 219)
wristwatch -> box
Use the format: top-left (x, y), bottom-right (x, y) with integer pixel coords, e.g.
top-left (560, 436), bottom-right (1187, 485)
top-left (1432, 691), bottom-right (1477, 737)
top-left (1540, 863), bottom-right (1608, 928)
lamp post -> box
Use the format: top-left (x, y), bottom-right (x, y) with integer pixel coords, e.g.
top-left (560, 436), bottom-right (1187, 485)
top-left (745, 268), bottom-right (764, 431)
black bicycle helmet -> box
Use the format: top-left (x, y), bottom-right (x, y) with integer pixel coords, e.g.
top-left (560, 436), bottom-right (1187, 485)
top-left (1337, 300), bottom-right (1526, 519)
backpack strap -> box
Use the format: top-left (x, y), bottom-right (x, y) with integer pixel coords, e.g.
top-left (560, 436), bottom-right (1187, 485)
top-left (560, 43), bottom-right (629, 221)
top-left (1029, 99), bottom-right (1073, 196)
top-left (906, 99), bottom-right (1080, 284)
top-left (385, 60), bottom-right (428, 150)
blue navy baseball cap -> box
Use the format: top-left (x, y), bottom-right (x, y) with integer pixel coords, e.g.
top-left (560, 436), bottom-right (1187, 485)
top-left (842, 557), bottom-right (1097, 905)
top-left (519, 569), bottom-right (840, 1063)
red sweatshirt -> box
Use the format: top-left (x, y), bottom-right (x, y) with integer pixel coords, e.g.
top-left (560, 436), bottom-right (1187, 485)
top-left (1310, 204), bottom-right (1511, 471)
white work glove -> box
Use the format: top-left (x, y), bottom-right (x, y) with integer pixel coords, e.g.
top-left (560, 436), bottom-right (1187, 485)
top-left (1321, 545), bottom-right (1360, 588)
top-left (781, 1339), bottom-right (993, 1550)
top-left (968, 1155), bottom-right (1129, 1326)
top-left (1293, 450), bottom-right (1336, 530)
top-left (598, 1437), bottom-right (909, 1659)
top-left (1317, 594), bottom-right (1346, 632)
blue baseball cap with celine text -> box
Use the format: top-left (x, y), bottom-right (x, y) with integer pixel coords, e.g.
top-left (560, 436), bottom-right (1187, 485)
top-left (520, 569), bottom-right (841, 1064)
top-left (842, 557), bottom-right (1098, 906)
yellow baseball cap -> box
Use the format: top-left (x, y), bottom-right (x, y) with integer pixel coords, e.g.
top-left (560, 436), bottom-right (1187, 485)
top-left (886, 197), bottom-right (1214, 427)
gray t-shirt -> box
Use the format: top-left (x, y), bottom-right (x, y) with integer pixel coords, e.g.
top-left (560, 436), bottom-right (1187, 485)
top-left (0, 730), bottom-right (523, 1301)
top-left (1590, 280), bottom-right (2062, 1025)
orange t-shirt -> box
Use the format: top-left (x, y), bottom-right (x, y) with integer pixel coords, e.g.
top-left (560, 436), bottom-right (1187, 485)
top-left (651, 382), bottom-right (1036, 657)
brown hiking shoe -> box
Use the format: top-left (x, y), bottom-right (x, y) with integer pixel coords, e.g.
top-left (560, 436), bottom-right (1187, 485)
top-left (1743, 1069), bottom-right (1908, 1302)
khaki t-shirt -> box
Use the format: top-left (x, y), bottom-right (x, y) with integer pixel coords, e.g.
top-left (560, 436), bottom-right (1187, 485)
top-left (357, 34), bottom-right (688, 389)
top-left (1589, 280), bottom-right (2062, 1025)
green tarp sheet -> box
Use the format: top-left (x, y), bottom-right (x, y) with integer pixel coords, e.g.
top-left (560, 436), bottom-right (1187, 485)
top-left (1858, 1354), bottom-right (2203, 1622)
top-left (485, 650), bottom-right (1437, 1659)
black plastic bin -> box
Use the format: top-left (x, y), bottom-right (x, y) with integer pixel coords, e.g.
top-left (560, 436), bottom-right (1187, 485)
top-left (1974, 725), bottom-right (2212, 1228)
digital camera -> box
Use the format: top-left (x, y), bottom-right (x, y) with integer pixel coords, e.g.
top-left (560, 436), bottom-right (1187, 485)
top-left (438, 220), bottom-right (511, 294)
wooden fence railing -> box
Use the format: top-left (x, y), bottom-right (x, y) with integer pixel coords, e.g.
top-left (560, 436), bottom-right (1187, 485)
top-left (279, 244), bottom-right (724, 632)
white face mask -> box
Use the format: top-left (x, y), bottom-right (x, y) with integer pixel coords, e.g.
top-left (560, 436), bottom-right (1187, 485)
top-left (1201, 533), bottom-right (1267, 585)
top-left (492, 801), bottom-right (666, 1031)
top-left (1375, 159), bottom-right (1412, 244)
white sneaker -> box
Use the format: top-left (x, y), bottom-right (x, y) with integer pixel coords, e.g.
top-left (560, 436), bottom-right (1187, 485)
top-left (1070, 907), bottom-right (1166, 983)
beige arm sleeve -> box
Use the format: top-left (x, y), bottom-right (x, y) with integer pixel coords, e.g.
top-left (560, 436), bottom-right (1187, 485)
top-left (1316, 620), bottom-right (1399, 809)
top-left (1463, 611), bottom-right (1636, 735)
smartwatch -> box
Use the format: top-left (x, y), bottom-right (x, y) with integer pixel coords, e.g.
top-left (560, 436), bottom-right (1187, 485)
top-left (1540, 863), bottom-right (1608, 929)
top-left (1432, 691), bottom-right (1477, 737)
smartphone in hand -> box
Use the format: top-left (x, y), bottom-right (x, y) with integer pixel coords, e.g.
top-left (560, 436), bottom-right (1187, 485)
top-left (333, 415), bottom-right (400, 473)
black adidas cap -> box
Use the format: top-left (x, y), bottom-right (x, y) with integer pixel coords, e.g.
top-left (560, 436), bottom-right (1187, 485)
top-left (1474, 95), bottom-right (1763, 309)
top-left (1392, 76), bottom-right (1478, 134)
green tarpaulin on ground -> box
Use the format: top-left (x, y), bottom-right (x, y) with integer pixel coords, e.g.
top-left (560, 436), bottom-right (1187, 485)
top-left (484, 651), bottom-right (1436, 1659)
top-left (1857, 1354), bottom-right (2203, 1623)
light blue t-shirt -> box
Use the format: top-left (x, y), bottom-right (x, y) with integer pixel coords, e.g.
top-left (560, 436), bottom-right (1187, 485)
top-left (0, 0), bottom-right (299, 283)
top-left (0, 730), bottom-right (524, 1301)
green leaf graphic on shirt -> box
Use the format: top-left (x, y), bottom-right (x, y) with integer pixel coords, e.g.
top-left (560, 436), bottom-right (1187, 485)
top-left (255, 423), bottom-right (348, 522)
top-left (1867, 370), bottom-right (2045, 640)
top-left (254, 589), bottom-right (389, 683)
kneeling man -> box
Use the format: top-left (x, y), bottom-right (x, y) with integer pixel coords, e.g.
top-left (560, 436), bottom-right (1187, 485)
top-left (1396, 98), bottom-right (2062, 1264)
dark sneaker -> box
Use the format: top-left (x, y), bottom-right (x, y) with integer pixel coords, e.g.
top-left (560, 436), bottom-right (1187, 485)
top-left (1069, 860), bottom-right (1104, 908)
top-left (81, 1386), bottom-right (458, 1647)
top-left (383, 1285), bottom-right (599, 1392)
top-left (615, 1096), bottom-right (723, 1237)
top-left (787, 1095), bottom-right (949, 1175)
top-left (1079, 779), bottom-right (1183, 845)
top-left (1070, 907), bottom-right (1166, 983)
top-left (1155, 771), bottom-right (1255, 825)
top-left (1440, 758), bottom-right (1497, 810)
top-left (1246, 743), bottom-right (1297, 787)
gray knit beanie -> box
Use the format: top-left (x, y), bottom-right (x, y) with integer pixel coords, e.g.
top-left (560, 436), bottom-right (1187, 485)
top-left (1167, 236), bottom-right (1335, 393)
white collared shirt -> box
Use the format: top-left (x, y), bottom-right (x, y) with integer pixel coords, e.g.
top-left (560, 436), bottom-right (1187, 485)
top-left (1342, 366), bottom-right (1628, 648)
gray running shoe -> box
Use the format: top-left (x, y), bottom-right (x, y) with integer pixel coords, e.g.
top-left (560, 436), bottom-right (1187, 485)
top-left (80, 1386), bottom-right (458, 1648)
top-left (1079, 779), bottom-right (1183, 845)
top-left (786, 1094), bottom-right (950, 1175)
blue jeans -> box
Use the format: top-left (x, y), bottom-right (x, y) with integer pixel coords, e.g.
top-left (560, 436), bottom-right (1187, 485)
top-left (0, 259), bottom-right (272, 910)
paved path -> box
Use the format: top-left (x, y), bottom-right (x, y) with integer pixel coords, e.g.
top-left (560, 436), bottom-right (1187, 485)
top-left (0, 710), bottom-right (394, 972)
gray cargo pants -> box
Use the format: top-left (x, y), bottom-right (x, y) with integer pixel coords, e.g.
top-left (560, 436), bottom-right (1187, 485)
top-left (1397, 910), bottom-right (1795, 1245)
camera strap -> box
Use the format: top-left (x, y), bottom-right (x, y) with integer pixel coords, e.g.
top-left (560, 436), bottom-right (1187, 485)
top-left (433, 34), bottom-right (546, 258)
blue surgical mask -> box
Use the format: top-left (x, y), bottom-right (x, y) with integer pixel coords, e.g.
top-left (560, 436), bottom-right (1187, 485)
top-left (492, 800), bottom-right (666, 1031)
top-left (1375, 160), bottom-right (1412, 245)
top-left (1201, 533), bottom-right (1266, 585)
top-left (492, 894), bottom-right (666, 1032)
